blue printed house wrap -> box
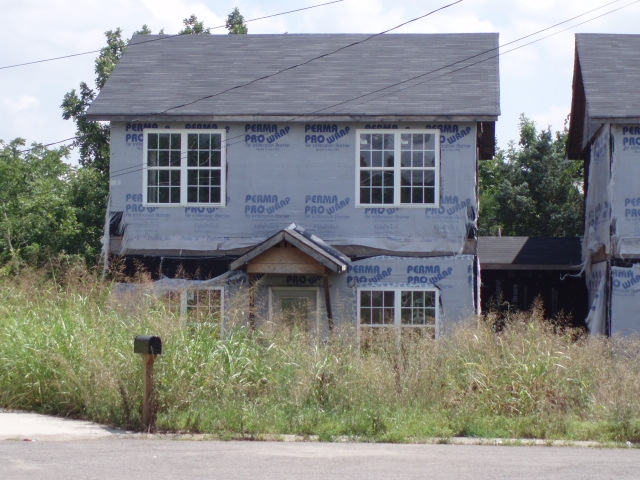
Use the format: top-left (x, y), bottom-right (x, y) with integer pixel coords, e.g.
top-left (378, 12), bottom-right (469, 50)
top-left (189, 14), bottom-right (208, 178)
top-left (89, 33), bottom-right (500, 338)
top-left (568, 34), bottom-right (640, 336)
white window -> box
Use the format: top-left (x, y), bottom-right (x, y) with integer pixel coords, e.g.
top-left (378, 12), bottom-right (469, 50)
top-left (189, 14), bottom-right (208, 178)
top-left (356, 130), bottom-right (439, 207)
top-left (143, 129), bottom-right (226, 206)
top-left (358, 288), bottom-right (438, 340)
top-left (162, 286), bottom-right (224, 325)
top-left (186, 287), bottom-right (224, 323)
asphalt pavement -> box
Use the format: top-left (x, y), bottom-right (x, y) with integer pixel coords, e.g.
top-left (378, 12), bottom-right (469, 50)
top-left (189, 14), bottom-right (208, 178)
top-left (3, 410), bottom-right (640, 479)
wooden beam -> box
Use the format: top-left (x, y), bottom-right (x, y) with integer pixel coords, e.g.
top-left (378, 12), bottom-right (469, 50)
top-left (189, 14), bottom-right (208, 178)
top-left (248, 273), bottom-right (256, 330)
top-left (246, 246), bottom-right (326, 274)
top-left (324, 274), bottom-right (334, 332)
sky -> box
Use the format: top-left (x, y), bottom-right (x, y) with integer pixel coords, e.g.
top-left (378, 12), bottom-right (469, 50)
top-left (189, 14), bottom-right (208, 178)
top-left (2, 0), bottom-right (640, 163)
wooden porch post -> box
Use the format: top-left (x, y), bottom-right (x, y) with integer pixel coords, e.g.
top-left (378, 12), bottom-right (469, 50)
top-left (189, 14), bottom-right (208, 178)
top-left (324, 273), bottom-right (334, 332)
top-left (248, 273), bottom-right (256, 330)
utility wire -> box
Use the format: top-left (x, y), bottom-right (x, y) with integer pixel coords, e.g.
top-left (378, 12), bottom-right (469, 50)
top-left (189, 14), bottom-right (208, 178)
top-left (108, 0), bottom-right (640, 179)
top-left (11, 1), bottom-right (465, 159)
top-left (359, 0), bottom-right (640, 112)
top-left (8, 0), bottom-right (637, 165)
top-left (157, 0), bottom-right (463, 115)
top-left (0, 0), bottom-right (344, 71)
top-left (154, 0), bottom-right (625, 117)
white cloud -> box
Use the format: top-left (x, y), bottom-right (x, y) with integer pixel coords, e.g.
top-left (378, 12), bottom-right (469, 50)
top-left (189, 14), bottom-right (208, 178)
top-left (2, 94), bottom-right (40, 113)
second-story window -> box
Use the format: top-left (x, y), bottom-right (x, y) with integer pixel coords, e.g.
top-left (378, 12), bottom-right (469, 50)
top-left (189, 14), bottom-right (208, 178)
top-left (144, 129), bottom-right (226, 206)
top-left (356, 129), bottom-right (439, 207)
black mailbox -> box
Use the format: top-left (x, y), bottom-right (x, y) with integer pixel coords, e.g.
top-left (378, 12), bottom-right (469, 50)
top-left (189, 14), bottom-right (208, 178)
top-left (134, 335), bottom-right (162, 355)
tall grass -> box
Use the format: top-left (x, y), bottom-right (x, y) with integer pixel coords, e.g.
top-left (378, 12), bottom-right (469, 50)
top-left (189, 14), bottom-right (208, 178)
top-left (1, 268), bottom-right (639, 442)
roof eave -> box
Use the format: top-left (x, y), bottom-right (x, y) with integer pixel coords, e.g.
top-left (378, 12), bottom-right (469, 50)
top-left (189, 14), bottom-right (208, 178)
top-left (86, 113), bottom-right (500, 122)
top-left (567, 45), bottom-right (586, 160)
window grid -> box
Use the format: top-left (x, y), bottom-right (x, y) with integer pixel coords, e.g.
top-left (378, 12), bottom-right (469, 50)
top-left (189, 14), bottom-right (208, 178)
top-left (357, 129), bottom-right (439, 207)
top-left (144, 130), bottom-right (225, 206)
top-left (359, 133), bottom-right (395, 205)
top-left (147, 133), bottom-right (182, 204)
top-left (359, 288), bottom-right (438, 339)
top-left (187, 133), bottom-right (223, 204)
top-left (400, 290), bottom-right (436, 327)
top-left (187, 288), bottom-right (223, 322)
top-left (400, 133), bottom-right (437, 205)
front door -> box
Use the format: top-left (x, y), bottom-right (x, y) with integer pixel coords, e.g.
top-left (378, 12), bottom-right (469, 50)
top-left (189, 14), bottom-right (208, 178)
top-left (271, 288), bottom-right (318, 333)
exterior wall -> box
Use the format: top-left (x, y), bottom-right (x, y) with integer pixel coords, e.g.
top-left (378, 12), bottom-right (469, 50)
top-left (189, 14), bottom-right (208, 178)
top-left (611, 125), bottom-right (640, 256)
top-left (141, 254), bottom-right (476, 339)
top-left (585, 260), bottom-right (607, 335)
top-left (584, 124), bottom-right (640, 335)
top-left (108, 120), bottom-right (477, 255)
top-left (611, 264), bottom-right (640, 336)
top-left (583, 127), bottom-right (611, 261)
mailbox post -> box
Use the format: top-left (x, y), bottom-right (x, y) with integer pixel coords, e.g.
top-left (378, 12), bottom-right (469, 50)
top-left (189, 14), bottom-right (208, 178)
top-left (134, 335), bottom-right (162, 431)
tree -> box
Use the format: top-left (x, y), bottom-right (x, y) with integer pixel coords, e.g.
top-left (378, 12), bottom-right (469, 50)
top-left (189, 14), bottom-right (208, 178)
top-left (60, 29), bottom-right (129, 264)
top-left (179, 14), bottom-right (211, 35)
top-left (61, 29), bottom-right (126, 176)
top-left (0, 139), bottom-right (80, 267)
top-left (59, 11), bottom-right (239, 263)
top-left (226, 7), bottom-right (248, 34)
top-left (478, 115), bottom-right (584, 237)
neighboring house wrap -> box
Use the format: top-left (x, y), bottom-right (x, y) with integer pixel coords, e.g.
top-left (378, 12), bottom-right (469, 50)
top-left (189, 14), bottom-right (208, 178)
top-left (568, 33), bottom-right (640, 336)
top-left (87, 33), bottom-right (500, 340)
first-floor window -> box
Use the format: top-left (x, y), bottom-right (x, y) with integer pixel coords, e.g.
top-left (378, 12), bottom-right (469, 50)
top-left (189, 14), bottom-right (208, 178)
top-left (144, 129), bottom-right (226, 206)
top-left (358, 288), bottom-right (438, 342)
top-left (162, 286), bottom-right (224, 325)
top-left (187, 287), bottom-right (223, 323)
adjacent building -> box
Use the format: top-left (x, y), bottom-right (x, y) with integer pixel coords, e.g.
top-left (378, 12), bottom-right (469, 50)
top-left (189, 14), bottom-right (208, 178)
top-left (568, 33), bottom-right (640, 335)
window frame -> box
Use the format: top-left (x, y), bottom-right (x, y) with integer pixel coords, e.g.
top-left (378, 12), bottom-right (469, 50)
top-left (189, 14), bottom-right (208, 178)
top-left (185, 285), bottom-right (225, 323)
top-left (357, 287), bottom-right (439, 340)
top-left (162, 285), bottom-right (225, 328)
top-left (355, 129), bottom-right (440, 208)
top-left (269, 287), bottom-right (321, 336)
top-left (143, 129), bottom-right (226, 207)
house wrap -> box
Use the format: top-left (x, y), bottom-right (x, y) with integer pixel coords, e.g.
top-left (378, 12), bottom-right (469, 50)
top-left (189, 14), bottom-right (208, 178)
top-left (568, 34), bottom-right (640, 336)
top-left (88, 33), bottom-right (500, 340)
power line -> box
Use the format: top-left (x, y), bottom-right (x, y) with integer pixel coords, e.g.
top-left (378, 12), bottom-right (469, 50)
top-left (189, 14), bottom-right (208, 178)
top-left (355, 0), bottom-right (640, 112)
top-left (158, 0), bottom-right (463, 115)
top-left (0, 1), bottom-right (344, 71)
top-left (9, 0), bottom-right (637, 165)
top-left (108, 0), bottom-right (640, 179)
top-left (12, 1), bottom-right (465, 160)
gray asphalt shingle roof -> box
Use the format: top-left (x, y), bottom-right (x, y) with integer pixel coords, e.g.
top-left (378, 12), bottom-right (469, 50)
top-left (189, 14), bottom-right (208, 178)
top-left (87, 33), bottom-right (500, 120)
top-left (576, 33), bottom-right (640, 121)
top-left (478, 237), bottom-right (583, 270)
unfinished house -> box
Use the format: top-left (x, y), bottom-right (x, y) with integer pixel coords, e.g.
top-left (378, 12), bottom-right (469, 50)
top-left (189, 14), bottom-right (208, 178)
top-left (87, 33), bottom-right (500, 340)
top-left (568, 33), bottom-right (640, 335)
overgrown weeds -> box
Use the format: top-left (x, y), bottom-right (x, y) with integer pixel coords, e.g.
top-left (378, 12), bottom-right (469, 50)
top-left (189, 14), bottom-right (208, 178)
top-left (1, 268), bottom-right (639, 442)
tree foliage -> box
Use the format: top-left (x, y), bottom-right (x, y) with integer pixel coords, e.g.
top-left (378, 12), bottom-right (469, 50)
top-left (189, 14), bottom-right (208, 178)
top-left (60, 29), bottom-right (128, 265)
top-left (59, 13), bottom-right (225, 264)
top-left (0, 139), bottom-right (83, 267)
top-left (0, 9), bottom-right (250, 270)
top-left (479, 115), bottom-right (584, 237)
top-left (226, 7), bottom-right (248, 34)
top-left (179, 14), bottom-right (211, 35)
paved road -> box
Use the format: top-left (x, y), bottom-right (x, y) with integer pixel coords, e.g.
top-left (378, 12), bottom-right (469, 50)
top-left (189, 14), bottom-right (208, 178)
top-left (3, 438), bottom-right (640, 479)
top-left (2, 411), bottom-right (640, 479)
